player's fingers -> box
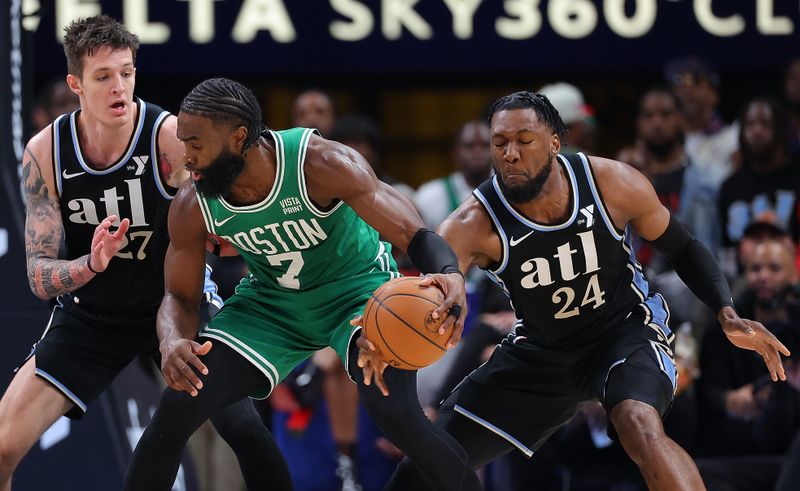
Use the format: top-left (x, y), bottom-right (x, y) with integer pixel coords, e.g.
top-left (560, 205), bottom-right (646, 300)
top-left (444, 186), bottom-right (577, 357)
top-left (374, 365), bottom-right (390, 396)
top-left (418, 275), bottom-right (434, 287)
top-left (446, 322), bottom-right (464, 351)
top-left (437, 312), bottom-right (455, 336)
top-left (185, 352), bottom-right (209, 376)
top-left (179, 362), bottom-right (204, 391)
top-left (97, 215), bottom-right (116, 231)
top-left (112, 218), bottom-right (130, 239)
top-left (764, 332), bottom-right (791, 357)
top-left (350, 315), bottom-right (364, 327)
top-left (356, 335), bottom-right (375, 351)
top-left (169, 370), bottom-right (197, 395)
top-left (361, 361), bottom-right (373, 386)
top-left (191, 340), bottom-right (213, 356)
top-left (767, 346), bottom-right (786, 381)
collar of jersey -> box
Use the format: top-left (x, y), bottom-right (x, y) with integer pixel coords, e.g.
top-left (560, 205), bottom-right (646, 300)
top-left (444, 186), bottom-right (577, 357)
top-left (217, 129), bottom-right (284, 212)
top-left (69, 98), bottom-right (146, 175)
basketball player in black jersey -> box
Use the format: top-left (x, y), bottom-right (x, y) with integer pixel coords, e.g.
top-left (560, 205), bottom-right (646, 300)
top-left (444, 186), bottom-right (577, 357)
top-left (380, 91), bottom-right (790, 490)
top-left (0, 16), bottom-right (291, 491)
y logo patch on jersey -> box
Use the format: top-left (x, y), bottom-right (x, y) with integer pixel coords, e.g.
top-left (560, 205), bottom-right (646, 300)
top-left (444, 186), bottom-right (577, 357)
top-left (131, 156), bottom-right (149, 176)
top-left (578, 205), bottom-right (595, 228)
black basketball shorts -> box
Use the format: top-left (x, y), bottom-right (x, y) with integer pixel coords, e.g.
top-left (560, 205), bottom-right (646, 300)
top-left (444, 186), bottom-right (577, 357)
top-left (18, 295), bottom-right (220, 419)
top-left (440, 294), bottom-right (677, 457)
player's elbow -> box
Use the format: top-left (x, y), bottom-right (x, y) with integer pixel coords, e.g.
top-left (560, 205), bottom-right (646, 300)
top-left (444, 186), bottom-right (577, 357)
top-left (27, 278), bottom-right (53, 301)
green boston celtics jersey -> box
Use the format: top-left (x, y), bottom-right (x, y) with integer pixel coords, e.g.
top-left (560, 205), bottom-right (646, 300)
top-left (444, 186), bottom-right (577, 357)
top-left (195, 127), bottom-right (398, 291)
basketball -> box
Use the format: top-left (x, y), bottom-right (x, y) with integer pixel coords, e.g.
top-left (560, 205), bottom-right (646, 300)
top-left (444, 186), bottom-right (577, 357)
top-left (362, 276), bottom-right (452, 370)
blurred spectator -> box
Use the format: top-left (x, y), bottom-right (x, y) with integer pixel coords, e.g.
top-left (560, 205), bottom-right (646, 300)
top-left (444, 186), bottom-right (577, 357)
top-left (538, 82), bottom-right (596, 153)
top-left (718, 97), bottom-right (799, 274)
top-left (619, 86), bottom-right (720, 269)
top-left (415, 120), bottom-right (491, 229)
top-left (331, 113), bottom-right (415, 203)
top-left (291, 89), bottom-right (336, 137)
top-left (696, 237), bottom-right (800, 489)
top-left (31, 78), bottom-right (79, 132)
top-left (786, 58), bottom-right (800, 157)
top-left (664, 56), bottom-right (738, 190)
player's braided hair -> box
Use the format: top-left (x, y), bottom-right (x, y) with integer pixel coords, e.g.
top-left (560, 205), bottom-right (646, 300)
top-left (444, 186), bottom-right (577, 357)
top-left (487, 91), bottom-right (568, 139)
top-left (180, 78), bottom-right (267, 152)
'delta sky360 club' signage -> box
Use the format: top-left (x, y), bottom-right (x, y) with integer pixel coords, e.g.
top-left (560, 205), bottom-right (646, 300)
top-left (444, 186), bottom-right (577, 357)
top-left (28, 0), bottom-right (800, 74)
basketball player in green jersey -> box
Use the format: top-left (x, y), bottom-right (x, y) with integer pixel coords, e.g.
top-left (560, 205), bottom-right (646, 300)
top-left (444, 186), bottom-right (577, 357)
top-left (124, 78), bottom-right (482, 491)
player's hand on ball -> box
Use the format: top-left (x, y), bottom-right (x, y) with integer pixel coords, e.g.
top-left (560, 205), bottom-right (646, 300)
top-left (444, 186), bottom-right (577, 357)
top-left (418, 272), bottom-right (467, 350)
top-left (352, 316), bottom-right (390, 396)
top-left (160, 337), bottom-right (212, 396)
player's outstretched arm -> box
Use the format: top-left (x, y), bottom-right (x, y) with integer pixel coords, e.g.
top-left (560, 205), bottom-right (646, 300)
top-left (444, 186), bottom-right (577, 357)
top-left (157, 181), bottom-right (212, 396)
top-left (23, 129), bottom-right (129, 299)
top-left (592, 155), bottom-right (790, 381)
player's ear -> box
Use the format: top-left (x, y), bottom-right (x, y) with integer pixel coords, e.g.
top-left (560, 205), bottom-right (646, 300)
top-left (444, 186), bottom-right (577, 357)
top-left (231, 125), bottom-right (247, 152)
top-left (551, 133), bottom-right (561, 156)
top-left (66, 74), bottom-right (82, 96)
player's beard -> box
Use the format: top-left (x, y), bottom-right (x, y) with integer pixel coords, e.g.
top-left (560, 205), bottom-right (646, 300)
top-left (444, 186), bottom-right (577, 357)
top-left (497, 155), bottom-right (553, 204)
top-left (193, 147), bottom-right (246, 197)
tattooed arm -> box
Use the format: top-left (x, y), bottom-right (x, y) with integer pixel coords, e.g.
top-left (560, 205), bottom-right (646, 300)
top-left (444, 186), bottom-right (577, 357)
top-left (23, 129), bottom-right (130, 299)
top-left (158, 115), bottom-right (189, 188)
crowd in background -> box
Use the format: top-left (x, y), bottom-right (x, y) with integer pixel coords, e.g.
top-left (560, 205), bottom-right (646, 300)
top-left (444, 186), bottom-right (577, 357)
top-left (29, 54), bottom-right (800, 491)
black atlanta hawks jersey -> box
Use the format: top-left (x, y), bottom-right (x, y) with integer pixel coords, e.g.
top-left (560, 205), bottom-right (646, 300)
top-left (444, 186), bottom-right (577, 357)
top-left (474, 153), bottom-right (663, 350)
top-left (52, 98), bottom-right (175, 317)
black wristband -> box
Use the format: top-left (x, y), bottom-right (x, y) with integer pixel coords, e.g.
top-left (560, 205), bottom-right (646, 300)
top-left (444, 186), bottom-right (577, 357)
top-left (442, 265), bottom-right (464, 278)
top-left (87, 256), bottom-right (99, 274)
top-left (406, 228), bottom-right (462, 275)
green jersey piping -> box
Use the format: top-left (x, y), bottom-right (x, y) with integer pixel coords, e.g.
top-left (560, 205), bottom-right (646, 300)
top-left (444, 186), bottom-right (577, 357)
top-left (296, 128), bottom-right (345, 218)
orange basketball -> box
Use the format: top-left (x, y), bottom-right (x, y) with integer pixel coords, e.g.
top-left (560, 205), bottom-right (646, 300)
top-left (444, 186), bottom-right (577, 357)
top-left (362, 276), bottom-right (452, 370)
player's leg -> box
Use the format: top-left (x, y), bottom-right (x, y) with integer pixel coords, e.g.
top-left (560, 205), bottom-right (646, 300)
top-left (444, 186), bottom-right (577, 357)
top-left (386, 336), bottom-right (584, 490)
top-left (344, 335), bottom-right (482, 491)
top-left (190, 292), bottom-right (293, 490)
top-left (605, 350), bottom-right (704, 490)
top-left (1, 304), bottom-right (141, 490)
top-left (124, 342), bottom-right (282, 491)
top-left (314, 347), bottom-right (361, 489)
top-left (598, 296), bottom-right (704, 491)
top-left (0, 356), bottom-right (72, 491)
top-left (385, 383), bottom-right (516, 490)
top-left (208, 398), bottom-right (293, 491)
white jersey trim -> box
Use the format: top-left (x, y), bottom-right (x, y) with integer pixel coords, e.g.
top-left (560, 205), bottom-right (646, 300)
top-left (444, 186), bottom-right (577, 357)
top-left (217, 130), bottom-right (284, 213)
top-left (69, 98), bottom-right (146, 175)
top-left (297, 128), bottom-right (345, 218)
top-left (577, 153), bottom-right (624, 241)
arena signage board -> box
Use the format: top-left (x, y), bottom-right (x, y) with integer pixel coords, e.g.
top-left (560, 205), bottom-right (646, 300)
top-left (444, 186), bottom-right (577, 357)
top-left (27, 0), bottom-right (800, 74)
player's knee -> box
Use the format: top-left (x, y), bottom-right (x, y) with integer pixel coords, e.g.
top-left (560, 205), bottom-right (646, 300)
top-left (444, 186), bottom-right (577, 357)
top-left (610, 400), bottom-right (665, 461)
top-left (210, 400), bottom-right (264, 443)
top-left (150, 389), bottom-right (206, 437)
top-left (0, 437), bottom-right (23, 480)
